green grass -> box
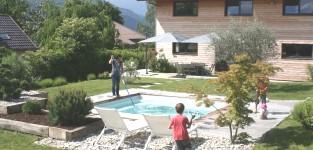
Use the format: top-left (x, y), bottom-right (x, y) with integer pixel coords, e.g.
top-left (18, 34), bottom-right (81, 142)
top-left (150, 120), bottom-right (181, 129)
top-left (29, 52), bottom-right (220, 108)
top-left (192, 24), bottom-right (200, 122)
top-left (1, 78), bottom-right (313, 149)
top-left (253, 116), bottom-right (313, 150)
top-left (43, 78), bottom-right (171, 99)
top-left (268, 82), bottom-right (313, 100)
top-left (42, 78), bottom-right (313, 100)
top-left (0, 128), bottom-right (58, 150)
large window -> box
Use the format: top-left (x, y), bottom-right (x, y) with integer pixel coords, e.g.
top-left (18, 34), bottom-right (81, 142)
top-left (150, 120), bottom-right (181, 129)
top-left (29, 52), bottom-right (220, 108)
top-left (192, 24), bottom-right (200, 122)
top-left (282, 44), bottom-right (313, 59)
top-left (172, 43), bottom-right (198, 54)
top-left (174, 1), bottom-right (198, 16)
top-left (225, 0), bottom-right (253, 16)
top-left (284, 0), bottom-right (313, 15)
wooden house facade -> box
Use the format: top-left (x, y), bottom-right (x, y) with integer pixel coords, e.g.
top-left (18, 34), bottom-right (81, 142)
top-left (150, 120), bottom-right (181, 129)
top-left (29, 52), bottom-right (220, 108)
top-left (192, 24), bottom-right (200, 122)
top-left (146, 0), bottom-right (313, 81)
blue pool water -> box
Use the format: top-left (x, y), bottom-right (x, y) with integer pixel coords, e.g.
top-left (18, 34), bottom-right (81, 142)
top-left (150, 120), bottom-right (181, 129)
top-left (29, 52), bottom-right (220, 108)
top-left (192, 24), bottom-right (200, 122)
top-left (95, 95), bottom-right (226, 119)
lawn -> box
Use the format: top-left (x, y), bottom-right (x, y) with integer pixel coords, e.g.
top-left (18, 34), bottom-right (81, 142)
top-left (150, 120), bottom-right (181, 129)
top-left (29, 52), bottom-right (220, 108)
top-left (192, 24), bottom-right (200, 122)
top-left (0, 128), bottom-right (58, 150)
top-left (43, 78), bottom-right (313, 101)
top-left (1, 78), bottom-right (313, 150)
top-left (253, 116), bottom-right (313, 150)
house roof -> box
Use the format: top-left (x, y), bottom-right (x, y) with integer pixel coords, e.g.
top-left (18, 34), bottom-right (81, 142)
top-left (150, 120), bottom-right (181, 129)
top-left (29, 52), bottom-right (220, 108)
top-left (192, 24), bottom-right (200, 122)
top-left (114, 21), bottom-right (145, 45)
top-left (0, 15), bottom-right (37, 51)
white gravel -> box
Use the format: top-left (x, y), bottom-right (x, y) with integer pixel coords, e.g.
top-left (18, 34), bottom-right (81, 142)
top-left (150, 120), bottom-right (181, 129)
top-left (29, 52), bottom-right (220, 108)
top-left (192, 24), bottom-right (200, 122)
top-left (35, 129), bottom-right (254, 150)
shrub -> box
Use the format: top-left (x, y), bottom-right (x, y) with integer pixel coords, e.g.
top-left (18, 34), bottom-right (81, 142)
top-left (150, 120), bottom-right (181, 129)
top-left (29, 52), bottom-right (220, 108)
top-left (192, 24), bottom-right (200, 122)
top-left (37, 78), bottom-right (54, 88)
top-left (148, 57), bottom-right (176, 73)
top-left (0, 64), bottom-right (23, 101)
top-left (87, 73), bottom-right (96, 80)
top-left (53, 77), bottom-right (67, 86)
top-left (307, 65), bottom-right (313, 81)
top-left (123, 58), bottom-right (140, 84)
top-left (47, 89), bottom-right (93, 125)
top-left (22, 100), bottom-right (41, 115)
top-left (97, 71), bottom-right (110, 79)
top-left (20, 80), bottom-right (31, 91)
top-left (292, 100), bottom-right (313, 130)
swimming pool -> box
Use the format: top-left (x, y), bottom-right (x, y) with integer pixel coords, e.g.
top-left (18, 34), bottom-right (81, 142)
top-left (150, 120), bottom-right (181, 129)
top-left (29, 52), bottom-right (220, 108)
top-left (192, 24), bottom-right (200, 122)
top-left (95, 95), bottom-right (226, 119)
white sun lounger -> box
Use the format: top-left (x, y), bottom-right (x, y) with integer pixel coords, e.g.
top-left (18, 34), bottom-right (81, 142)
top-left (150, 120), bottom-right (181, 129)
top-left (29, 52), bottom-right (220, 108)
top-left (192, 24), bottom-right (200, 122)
top-left (143, 114), bottom-right (198, 150)
top-left (94, 107), bottom-right (148, 150)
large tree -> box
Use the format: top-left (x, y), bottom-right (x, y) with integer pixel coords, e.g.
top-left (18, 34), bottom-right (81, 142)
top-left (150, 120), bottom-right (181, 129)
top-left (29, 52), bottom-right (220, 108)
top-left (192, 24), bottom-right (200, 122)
top-left (211, 18), bottom-right (278, 65)
top-left (137, 3), bottom-right (155, 37)
top-left (0, 0), bottom-right (29, 26)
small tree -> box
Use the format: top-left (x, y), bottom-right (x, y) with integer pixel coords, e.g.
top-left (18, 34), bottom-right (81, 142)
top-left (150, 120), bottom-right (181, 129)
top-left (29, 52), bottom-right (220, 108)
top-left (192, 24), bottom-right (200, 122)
top-left (211, 18), bottom-right (278, 64)
top-left (307, 65), bottom-right (313, 81)
top-left (123, 58), bottom-right (140, 84)
top-left (193, 54), bottom-right (280, 144)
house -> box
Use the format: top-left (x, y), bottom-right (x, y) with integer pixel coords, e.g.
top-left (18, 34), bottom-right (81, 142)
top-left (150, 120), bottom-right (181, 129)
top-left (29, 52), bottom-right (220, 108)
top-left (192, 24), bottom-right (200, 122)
top-left (114, 21), bottom-right (145, 46)
top-left (139, 0), bottom-right (313, 81)
top-left (0, 15), bottom-right (37, 54)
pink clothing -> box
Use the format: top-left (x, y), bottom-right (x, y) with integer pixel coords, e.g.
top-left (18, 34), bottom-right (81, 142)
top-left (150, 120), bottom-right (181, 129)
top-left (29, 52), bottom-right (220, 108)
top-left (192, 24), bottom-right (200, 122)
top-left (169, 114), bottom-right (190, 140)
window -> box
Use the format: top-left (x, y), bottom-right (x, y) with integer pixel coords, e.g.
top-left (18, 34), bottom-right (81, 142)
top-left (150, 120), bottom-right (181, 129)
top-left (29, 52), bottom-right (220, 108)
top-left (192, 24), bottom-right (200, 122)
top-left (284, 0), bottom-right (313, 15)
top-left (225, 0), bottom-right (253, 16)
top-left (174, 1), bottom-right (198, 16)
top-left (172, 43), bottom-right (198, 54)
top-left (282, 44), bottom-right (313, 59)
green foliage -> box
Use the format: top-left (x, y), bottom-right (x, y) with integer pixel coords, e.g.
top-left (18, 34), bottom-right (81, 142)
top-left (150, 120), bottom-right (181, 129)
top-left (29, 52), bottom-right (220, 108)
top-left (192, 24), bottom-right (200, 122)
top-left (0, 0), bottom-right (29, 29)
top-left (37, 78), bottom-right (54, 88)
top-left (53, 77), bottom-right (67, 87)
top-left (47, 89), bottom-right (93, 126)
top-left (211, 18), bottom-right (278, 64)
top-left (20, 80), bottom-right (31, 91)
top-left (2, 53), bottom-right (30, 81)
top-left (123, 58), bottom-right (140, 84)
top-left (0, 64), bottom-right (23, 101)
top-left (22, 100), bottom-right (42, 115)
top-left (148, 57), bottom-right (176, 73)
top-left (307, 65), bottom-right (313, 81)
top-left (97, 71), bottom-right (110, 79)
top-left (87, 74), bottom-right (97, 81)
top-left (292, 100), bottom-right (313, 130)
top-left (194, 54), bottom-right (281, 144)
top-left (137, 3), bottom-right (155, 38)
top-left (235, 132), bottom-right (252, 144)
top-left (33, 0), bottom-right (120, 49)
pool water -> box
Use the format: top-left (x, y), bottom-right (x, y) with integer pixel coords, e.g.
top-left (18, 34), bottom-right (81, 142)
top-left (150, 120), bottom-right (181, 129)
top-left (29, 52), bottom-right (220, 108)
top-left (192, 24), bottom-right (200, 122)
top-left (95, 95), bottom-right (226, 119)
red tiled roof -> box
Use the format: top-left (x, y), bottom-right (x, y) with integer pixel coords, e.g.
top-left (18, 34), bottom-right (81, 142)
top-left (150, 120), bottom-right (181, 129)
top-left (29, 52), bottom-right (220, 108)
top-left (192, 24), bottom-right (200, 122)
top-left (114, 21), bottom-right (145, 45)
top-left (0, 15), bottom-right (37, 51)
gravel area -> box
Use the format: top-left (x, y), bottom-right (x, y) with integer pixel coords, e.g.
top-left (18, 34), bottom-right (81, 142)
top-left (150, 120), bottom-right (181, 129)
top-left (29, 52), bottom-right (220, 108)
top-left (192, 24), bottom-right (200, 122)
top-left (0, 98), bottom-right (28, 106)
top-left (0, 90), bottom-right (44, 106)
top-left (35, 129), bottom-right (254, 150)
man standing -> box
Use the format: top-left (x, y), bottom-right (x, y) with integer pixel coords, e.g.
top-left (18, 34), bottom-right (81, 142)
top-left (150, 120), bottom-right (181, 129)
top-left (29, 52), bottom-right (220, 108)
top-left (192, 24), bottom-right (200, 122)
top-left (109, 54), bottom-right (123, 97)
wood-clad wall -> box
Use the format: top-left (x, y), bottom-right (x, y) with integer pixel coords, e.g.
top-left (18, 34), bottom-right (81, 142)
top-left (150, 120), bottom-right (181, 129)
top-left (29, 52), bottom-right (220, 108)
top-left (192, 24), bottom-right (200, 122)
top-left (155, 0), bottom-right (313, 81)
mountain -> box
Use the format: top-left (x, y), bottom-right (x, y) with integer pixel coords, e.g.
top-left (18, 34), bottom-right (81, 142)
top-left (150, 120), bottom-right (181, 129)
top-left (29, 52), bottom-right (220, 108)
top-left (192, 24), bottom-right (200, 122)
top-left (119, 8), bottom-right (145, 31)
top-left (105, 0), bottom-right (147, 16)
top-left (27, 0), bottom-right (146, 31)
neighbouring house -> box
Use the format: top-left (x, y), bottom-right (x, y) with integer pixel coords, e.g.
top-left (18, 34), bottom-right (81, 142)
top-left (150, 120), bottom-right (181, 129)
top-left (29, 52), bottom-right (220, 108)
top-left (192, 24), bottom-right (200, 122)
top-left (114, 21), bottom-right (145, 47)
top-left (0, 14), bottom-right (37, 54)
top-left (138, 0), bottom-right (313, 81)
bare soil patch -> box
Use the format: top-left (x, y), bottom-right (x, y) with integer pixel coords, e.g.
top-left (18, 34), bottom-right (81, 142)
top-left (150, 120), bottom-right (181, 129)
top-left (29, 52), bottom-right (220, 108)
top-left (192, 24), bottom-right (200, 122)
top-left (0, 112), bottom-right (100, 130)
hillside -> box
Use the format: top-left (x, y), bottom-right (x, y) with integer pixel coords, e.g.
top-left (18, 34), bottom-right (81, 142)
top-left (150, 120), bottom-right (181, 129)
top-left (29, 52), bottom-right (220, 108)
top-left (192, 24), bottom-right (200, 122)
top-left (119, 8), bottom-right (145, 31)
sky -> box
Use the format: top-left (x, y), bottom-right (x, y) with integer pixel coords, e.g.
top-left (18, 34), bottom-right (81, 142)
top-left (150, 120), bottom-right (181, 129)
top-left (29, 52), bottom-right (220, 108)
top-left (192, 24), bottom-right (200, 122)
top-left (106, 0), bottom-right (148, 16)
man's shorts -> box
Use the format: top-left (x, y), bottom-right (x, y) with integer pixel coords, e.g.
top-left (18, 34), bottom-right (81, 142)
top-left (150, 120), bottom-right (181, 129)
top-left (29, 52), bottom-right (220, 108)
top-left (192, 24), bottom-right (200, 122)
top-left (175, 139), bottom-right (192, 150)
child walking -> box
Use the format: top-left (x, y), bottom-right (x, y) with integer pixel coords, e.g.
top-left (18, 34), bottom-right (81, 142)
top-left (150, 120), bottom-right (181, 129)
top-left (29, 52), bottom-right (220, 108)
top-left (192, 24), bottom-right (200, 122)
top-left (169, 103), bottom-right (195, 150)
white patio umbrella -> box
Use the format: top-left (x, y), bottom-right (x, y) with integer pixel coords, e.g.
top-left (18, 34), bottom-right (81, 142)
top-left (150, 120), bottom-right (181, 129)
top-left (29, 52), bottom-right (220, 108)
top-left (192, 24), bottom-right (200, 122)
top-left (138, 32), bottom-right (188, 43)
top-left (181, 33), bottom-right (218, 44)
